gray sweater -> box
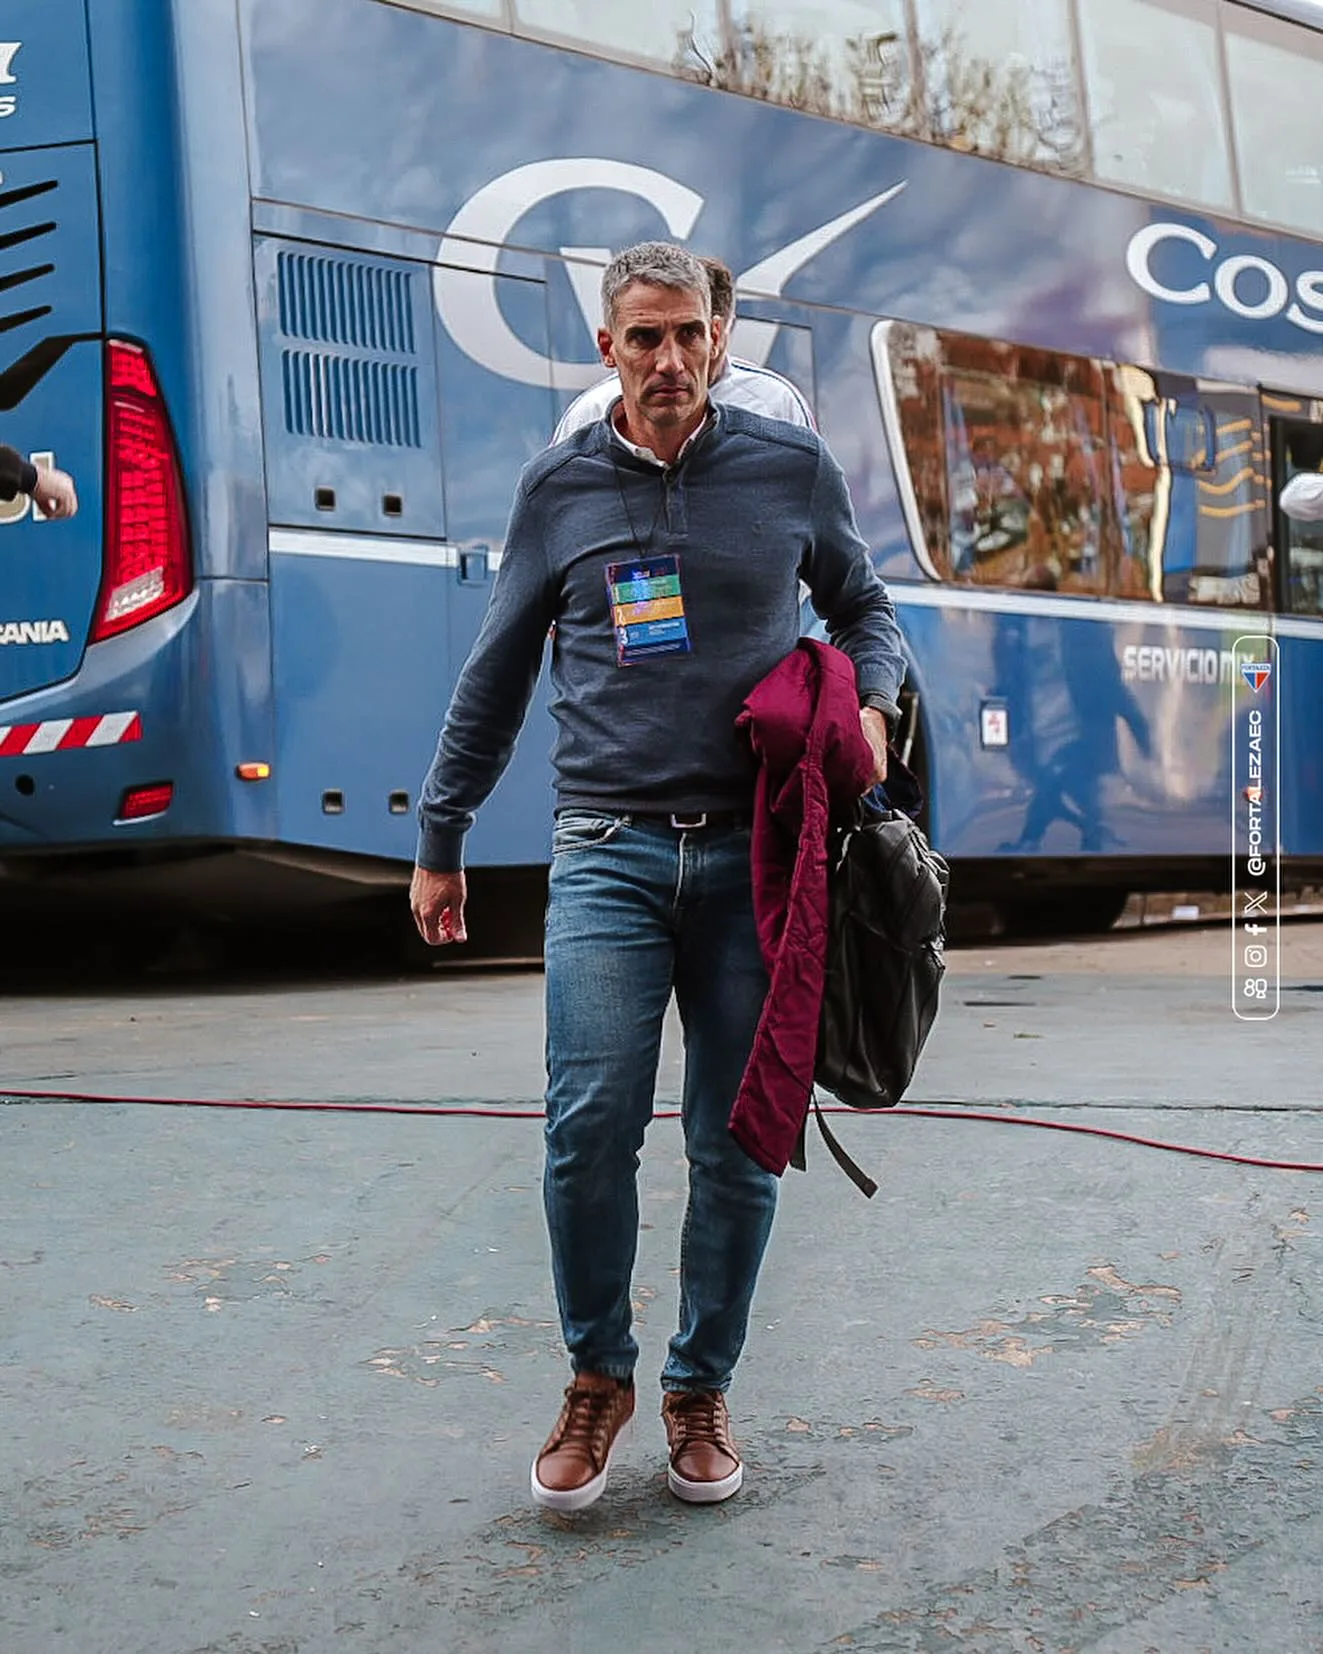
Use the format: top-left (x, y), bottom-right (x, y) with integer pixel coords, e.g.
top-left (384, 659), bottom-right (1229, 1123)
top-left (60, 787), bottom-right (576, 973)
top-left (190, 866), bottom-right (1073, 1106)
top-left (417, 405), bottom-right (906, 872)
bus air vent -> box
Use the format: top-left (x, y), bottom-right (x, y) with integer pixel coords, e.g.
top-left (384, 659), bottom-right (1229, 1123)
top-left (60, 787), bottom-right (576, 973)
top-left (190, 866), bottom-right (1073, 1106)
top-left (280, 351), bottom-right (421, 448)
top-left (275, 250), bottom-right (421, 451)
top-left (0, 178), bottom-right (58, 367)
top-left (277, 252), bottom-right (415, 352)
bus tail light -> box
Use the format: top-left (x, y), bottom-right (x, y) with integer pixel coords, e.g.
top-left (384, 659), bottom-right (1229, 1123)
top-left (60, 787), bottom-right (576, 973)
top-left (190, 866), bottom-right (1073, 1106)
top-left (91, 341), bottom-right (193, 642)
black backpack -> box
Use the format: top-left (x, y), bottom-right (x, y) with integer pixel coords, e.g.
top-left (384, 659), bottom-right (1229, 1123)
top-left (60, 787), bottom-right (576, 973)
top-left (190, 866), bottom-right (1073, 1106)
top-left (804, 774), bottom-right (950, 1195)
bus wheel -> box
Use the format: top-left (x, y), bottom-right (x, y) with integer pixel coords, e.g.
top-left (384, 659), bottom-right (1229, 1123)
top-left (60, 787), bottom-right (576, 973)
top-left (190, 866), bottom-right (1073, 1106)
top-left (997, 887), bottom-right (1129, 939)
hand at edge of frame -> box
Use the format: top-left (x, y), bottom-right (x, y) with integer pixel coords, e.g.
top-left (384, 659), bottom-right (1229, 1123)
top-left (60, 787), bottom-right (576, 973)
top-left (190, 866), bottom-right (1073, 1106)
top-left (32, 465), bottom-right (78, 520)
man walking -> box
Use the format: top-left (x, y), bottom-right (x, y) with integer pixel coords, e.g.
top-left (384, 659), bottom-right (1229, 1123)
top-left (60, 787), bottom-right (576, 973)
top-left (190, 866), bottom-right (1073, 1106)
top-left (411, 241), bottom-right (904, 1511)
top-left (552, 254), bottom-right (814, 440)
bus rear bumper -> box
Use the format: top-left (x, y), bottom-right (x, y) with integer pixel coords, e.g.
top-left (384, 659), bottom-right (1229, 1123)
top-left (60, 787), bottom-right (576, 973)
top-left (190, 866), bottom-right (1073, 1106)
top-left (0, 580), bottom-right (273, 857)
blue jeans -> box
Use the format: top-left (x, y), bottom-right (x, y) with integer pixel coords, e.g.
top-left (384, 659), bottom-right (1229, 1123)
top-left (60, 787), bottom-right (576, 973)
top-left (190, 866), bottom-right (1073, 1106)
top-left (543, 812), bottom-right (778, 1393)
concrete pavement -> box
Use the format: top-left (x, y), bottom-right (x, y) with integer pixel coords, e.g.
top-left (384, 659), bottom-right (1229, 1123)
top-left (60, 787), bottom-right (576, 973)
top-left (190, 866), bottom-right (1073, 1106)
top-left (2, 922), bottom-right (1321, 1653)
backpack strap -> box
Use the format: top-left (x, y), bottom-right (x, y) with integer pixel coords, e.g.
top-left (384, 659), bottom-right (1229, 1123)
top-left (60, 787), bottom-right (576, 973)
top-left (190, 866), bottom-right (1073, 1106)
top-left (807, 1095), bottom-right (878, 1198)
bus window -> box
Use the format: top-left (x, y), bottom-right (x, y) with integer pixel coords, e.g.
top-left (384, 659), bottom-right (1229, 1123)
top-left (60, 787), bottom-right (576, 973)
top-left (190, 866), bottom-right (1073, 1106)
top-left (380, 0), bottom-right (505, 18)
top-left (879, 324), bottom-right (1275, 608)
top-left (1144, 403), bottom-right (1215, 475)
top-left (1154, 389), bottom-right (1269, 608)
top-left (1225, 5), bottom-right (1323, 237)
top-left (670, 1), bottom-right (912, 126)
top-left (912, 0), bottom-right (1083, 171)
top-left (1105, 365), bottom-right (1162, 601)
top-left (882, 323), bottom-right (1123, 594)
top-left (881, 321), bottom-right (951, 577)
top-left (938, 340), bottom-right (1108, 595)
top-left (1282, 514), bottom-right (1323, 617)
top-left (1274, 420), bottom-right (1323, 616)
top-left (516, 0), bottom-right (720, 66)
top-left (1077, 0), bottom-right (1234, 211)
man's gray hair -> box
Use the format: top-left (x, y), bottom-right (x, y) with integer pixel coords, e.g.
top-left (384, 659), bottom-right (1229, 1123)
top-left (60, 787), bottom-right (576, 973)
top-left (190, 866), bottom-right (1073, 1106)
top-left (600, 241), bottom-right (711, 330)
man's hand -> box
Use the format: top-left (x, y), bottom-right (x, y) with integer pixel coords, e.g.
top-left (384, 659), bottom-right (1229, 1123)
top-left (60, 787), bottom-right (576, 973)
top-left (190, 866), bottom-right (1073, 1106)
top-left (859, 707), bottom-right (889, 788)
top-left (410, 865), bottom-right (468, 946)
top-left (32, 465), bottom-right (77, 521)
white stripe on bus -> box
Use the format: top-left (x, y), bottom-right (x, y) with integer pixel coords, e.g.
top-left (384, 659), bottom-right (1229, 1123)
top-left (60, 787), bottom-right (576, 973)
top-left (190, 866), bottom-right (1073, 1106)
top-left (86, 711), bottom-right (139, 746)
top-left (269, 529), bottom-right (464, 568)
top-left (22, 718), bottom-right (72, 754)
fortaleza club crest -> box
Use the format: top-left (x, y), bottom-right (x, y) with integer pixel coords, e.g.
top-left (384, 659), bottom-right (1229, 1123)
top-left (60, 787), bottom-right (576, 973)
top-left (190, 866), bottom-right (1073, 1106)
top-left (1240, 660), bottom-right (1273, 693)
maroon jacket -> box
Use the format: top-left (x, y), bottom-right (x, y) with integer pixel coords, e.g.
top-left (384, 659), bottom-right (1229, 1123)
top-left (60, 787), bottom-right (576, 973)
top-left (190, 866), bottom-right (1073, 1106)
top-left (729, 639), bottom-right (876, 1175)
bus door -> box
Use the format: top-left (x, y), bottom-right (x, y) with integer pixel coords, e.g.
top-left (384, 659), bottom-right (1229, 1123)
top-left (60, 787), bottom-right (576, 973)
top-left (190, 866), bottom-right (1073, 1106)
top-left (0, 1), bottom-right (103, 719)
top-left (1264, 395), bottom-right (1323, 859)
top-left (1266, 400), bottom-right (1323, 615)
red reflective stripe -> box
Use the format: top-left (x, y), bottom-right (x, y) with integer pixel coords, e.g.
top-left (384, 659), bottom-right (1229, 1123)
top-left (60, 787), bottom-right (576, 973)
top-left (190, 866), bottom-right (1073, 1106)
top-left (61, 716), bottom-right (103, 749)
top-left (0, 713), bottom-right (144, 757)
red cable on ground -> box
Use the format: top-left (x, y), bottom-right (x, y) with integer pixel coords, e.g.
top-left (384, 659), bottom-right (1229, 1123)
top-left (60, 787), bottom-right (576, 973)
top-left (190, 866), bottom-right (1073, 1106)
top-left (2, 1087), bottom-right (1322, 1173)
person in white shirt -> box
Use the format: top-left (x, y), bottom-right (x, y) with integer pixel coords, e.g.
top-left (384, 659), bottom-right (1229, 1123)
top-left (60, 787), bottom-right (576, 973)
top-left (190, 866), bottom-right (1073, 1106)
top-left (552, 255), bottom-right (814, 442)
top-left (1280, 426), bottom-right (1323, 522)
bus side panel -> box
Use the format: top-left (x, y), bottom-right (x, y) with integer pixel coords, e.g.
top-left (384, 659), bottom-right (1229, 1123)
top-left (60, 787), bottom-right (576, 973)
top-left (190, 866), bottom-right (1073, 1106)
top-left (259, 249), bottom-right (558, 868)
top-left (896, 598), bottom-right (1235, 863)
top-left (0, 0), bottom-right (93, 147)
top-left (1277, 627), bottom-right (1323, 860)
top-left (257, 230), bottom-right (452, 859)
top-left (135, 0), bottom-right (271, 584)
top-left (255, 238), bottom-right (446, 538)
top-left (268, 545), bottom-right (451, 860)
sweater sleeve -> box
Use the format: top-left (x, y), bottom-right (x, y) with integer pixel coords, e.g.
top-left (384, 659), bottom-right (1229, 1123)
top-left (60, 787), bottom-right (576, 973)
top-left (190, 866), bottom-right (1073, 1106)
top-left (415, 474), bottom-right (558, 871)
top-left (800, 439), bottom-right (907, 715)
top-left (0, 444), bottom-right (38, 502)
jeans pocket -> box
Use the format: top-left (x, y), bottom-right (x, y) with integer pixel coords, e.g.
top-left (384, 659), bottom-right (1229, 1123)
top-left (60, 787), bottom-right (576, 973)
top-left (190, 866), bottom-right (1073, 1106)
top-left (551, 812), bottom-right (629, 855)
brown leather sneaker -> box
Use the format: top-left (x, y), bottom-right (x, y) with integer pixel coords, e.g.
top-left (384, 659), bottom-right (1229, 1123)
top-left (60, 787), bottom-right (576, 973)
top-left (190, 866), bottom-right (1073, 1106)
top-left (661, 1388), bottom-right (743, 1503)
top-left (531, 1372), bottom-right (635, 1512)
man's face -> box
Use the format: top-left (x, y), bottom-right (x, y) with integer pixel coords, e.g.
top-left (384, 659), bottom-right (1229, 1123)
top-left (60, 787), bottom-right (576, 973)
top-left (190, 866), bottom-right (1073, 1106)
top-left (598, 282), bottom-right (723, 438)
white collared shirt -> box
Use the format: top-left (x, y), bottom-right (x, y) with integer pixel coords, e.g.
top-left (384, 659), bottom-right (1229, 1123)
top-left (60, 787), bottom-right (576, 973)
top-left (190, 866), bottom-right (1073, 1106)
top-left (608, 403), bottom-right (715, 468)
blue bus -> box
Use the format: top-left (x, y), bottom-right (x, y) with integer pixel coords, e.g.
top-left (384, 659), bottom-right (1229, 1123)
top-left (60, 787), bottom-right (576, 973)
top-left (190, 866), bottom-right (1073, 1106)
top-left (1, 0), bottom-right (1320, 936)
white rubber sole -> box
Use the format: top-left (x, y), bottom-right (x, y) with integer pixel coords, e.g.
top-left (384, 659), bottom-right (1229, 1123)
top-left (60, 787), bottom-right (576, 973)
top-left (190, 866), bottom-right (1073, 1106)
top-left (667, 1460), bottom-right (744, 1504)
top-left (530, 1420), bottom-right (631, 1513)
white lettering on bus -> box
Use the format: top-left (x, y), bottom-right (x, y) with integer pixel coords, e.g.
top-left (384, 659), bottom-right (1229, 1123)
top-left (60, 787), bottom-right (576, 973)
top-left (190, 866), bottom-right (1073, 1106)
top-left (1120, 644), bottom-right (1233, 685)
top-left (0, 39), bottom-right (19, 117)
top-left (434, 160), bottom-right (906, 387)
top-left (0, 619), bottom-right (70, 645)
top-left (1127, 222), bottom-right (1323, 336)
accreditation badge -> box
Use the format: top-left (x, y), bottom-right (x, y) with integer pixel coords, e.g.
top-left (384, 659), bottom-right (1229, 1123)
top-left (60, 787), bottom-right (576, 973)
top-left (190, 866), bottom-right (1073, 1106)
top-left (604, 553), bottom-right (692, 666)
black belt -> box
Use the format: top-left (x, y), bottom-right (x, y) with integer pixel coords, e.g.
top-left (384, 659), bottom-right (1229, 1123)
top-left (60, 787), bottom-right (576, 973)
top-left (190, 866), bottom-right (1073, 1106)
top-left (632, 810), bottom-right (750, 831)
